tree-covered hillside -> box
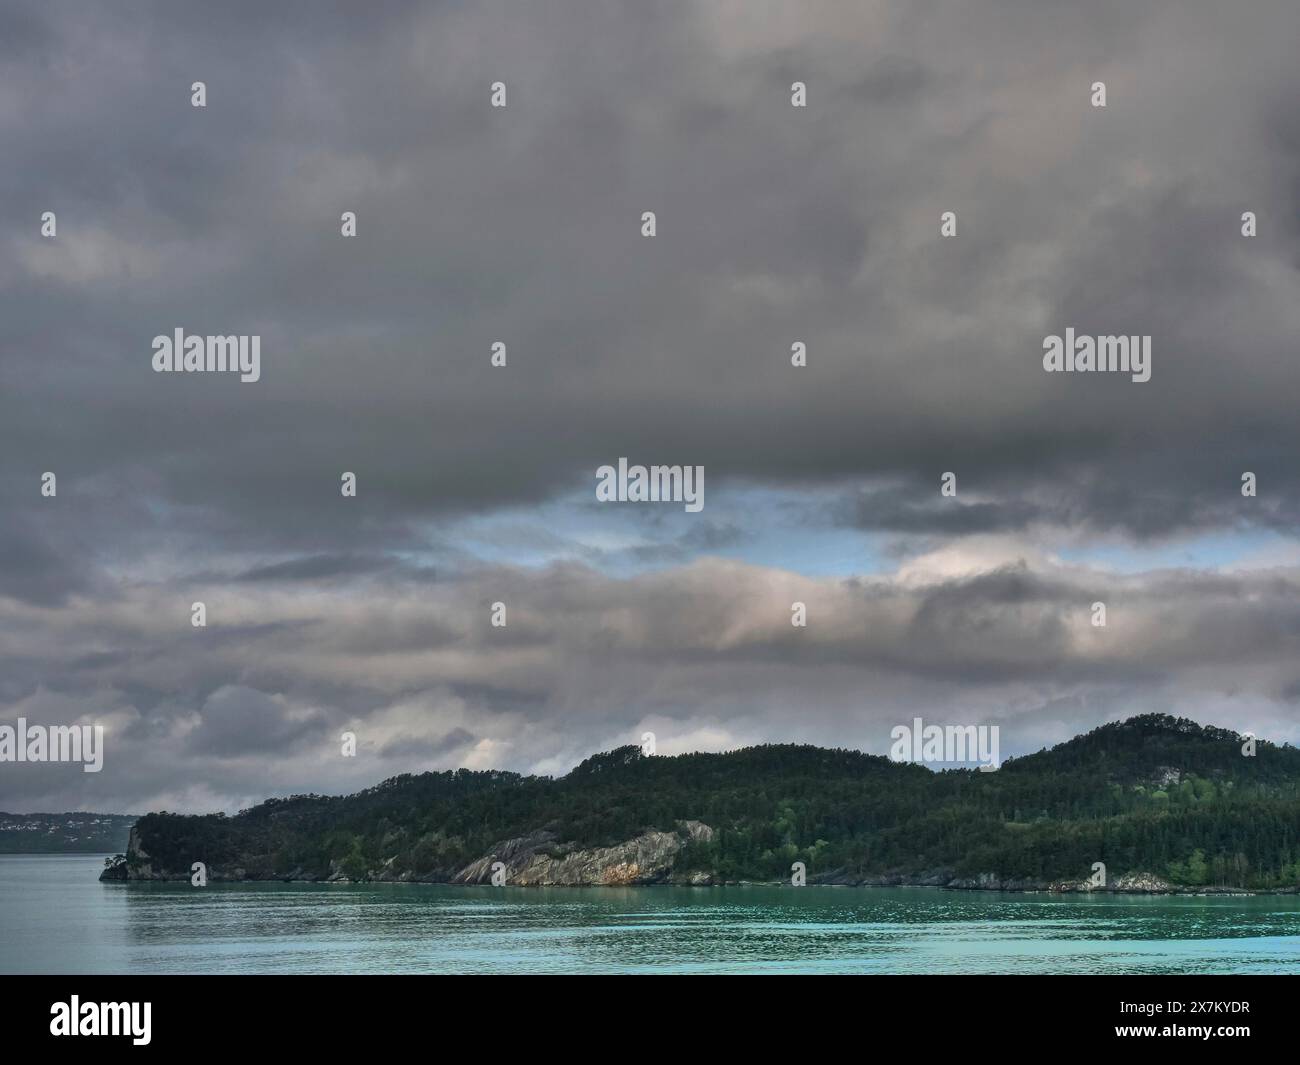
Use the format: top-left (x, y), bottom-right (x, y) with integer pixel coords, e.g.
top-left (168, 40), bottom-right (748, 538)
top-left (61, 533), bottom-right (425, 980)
top-left (112, 715), bottom-right (1300, 889)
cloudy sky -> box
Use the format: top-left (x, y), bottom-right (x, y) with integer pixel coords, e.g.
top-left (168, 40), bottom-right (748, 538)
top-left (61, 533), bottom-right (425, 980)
top-left (2, 0), bottom-right (1299, 815)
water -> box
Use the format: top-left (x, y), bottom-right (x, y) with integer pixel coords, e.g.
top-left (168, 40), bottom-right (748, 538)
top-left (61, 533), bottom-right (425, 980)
top-left (3, 854), bottom-right (1300, 974)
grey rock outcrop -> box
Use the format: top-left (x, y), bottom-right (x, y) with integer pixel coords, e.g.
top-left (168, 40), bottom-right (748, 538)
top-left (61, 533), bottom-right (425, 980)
top-left (1109, 871), bottom-right (1174, 893)
top-left (454, 820), bottom-right (713, 886)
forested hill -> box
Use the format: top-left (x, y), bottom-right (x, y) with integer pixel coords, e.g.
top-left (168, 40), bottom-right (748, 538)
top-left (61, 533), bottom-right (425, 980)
top-left (105, 715), bottom-right (1300, 890)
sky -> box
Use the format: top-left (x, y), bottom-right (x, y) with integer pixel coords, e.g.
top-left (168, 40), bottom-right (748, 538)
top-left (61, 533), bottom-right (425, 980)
top-left (2, 0), bottom-right (1299, 814)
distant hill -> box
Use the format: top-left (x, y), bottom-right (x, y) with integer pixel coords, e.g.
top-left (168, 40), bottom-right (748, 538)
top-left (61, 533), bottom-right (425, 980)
top-left (0, 812), bottom-right (137, 853)
top-left (102, 715), bottom-right (1300, 891)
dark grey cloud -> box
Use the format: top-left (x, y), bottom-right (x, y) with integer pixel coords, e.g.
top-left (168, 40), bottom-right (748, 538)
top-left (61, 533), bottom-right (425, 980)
top-left (0, 515), bottom-right (95, 606)
top-left (231, 554), bottom-right (403, 583)
top-left (2, 0), bottom-right (1296, 541)
top-left (2, 0), bottom-right (1300, 812)
top-left (184, 685), bottom-right (327, 759)
top-left (835, 471), bottom-right (1300, 541)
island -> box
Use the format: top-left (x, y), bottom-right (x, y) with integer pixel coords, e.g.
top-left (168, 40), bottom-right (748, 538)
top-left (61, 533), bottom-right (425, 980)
top-left (101, 715), bottom-right (1300, 893)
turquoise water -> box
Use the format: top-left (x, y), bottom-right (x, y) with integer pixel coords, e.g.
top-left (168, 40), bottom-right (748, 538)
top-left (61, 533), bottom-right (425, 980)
top-left (3, 854), bottom-right (1300, 974)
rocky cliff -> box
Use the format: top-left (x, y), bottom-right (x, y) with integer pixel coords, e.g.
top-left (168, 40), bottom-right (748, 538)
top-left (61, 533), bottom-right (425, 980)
top-left (453, 821), bottom-right (715, 886)
top-left (100, 819), bottom-right (718, 886)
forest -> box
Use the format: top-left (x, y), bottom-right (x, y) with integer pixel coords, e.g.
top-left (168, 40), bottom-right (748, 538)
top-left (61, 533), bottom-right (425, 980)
top-left (115, 715), bottom-right (1300, 889)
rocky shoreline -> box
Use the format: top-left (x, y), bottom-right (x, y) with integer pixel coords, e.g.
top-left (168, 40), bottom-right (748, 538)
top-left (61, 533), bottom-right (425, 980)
top-left (100, 820), bottom-right (1289, 895)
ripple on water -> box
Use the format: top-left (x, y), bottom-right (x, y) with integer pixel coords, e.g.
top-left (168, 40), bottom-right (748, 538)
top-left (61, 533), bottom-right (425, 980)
top-left (4, 857), bottom-right (1300, 974)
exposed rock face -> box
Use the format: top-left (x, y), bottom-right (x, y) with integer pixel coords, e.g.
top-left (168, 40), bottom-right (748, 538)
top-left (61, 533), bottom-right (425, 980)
top-left (454, 821), bottom-right (714, 886)
top-left (99, 825), bottom-right (166, 881)
top-left (1152, 766), bottom-right (1182, 788)
top-left (939, 870), bottom-right (1180, 893)
top-left (1109, 871), bottom-right (1174, 893)
top-left (126, 827), bottom-right (155, 876)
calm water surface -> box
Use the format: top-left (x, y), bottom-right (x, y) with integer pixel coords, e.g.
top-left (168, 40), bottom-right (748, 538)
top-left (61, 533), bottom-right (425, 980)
top-left (3, 854), bottom-right (1299, 974)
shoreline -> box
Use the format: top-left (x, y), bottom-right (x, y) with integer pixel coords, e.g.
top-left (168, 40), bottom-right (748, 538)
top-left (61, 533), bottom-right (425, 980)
top-left (95, 870), bottom-right (1289, 896)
